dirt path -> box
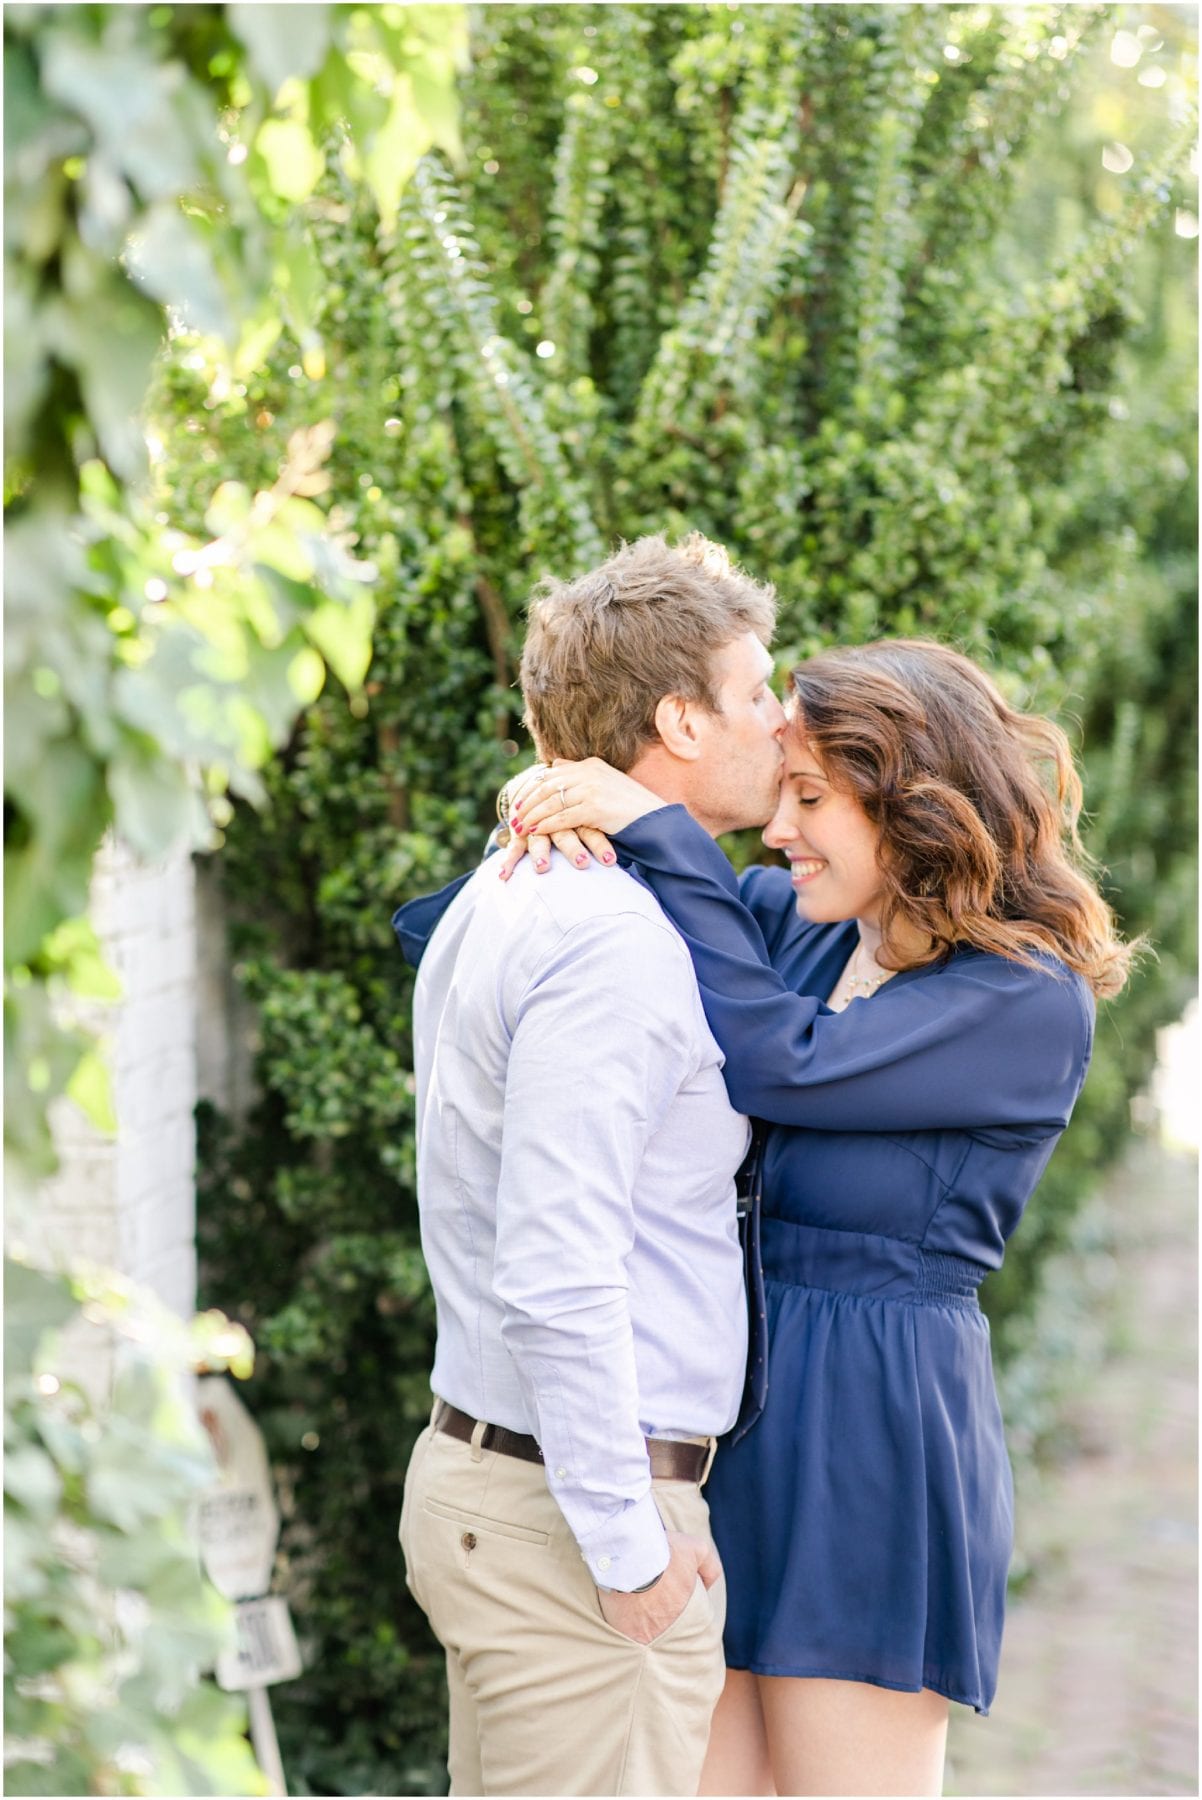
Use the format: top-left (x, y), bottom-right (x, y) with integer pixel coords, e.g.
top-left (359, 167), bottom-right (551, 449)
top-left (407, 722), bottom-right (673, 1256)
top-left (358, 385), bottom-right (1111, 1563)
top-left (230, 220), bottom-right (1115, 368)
top-left (946, 1137), bottom-right (1198, 1798)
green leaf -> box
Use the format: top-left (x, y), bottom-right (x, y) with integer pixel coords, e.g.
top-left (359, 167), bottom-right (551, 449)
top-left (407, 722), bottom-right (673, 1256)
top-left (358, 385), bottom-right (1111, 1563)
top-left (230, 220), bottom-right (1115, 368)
top-left (255, 118), bottom-right (325, 204)
top-left (228, 3), bottom-right (333, 96)
top-left (41, 29), bottom-right (200, 199)
top-left (364, 74), bottom-right (428, 228)
top-left (204, 480), bottom-right (253, 537)
top-left (2, 1511), bottom-right (49, 1604)
top-left (272, 231), bottom-right (323, 340)
top-left (302, 593), bottom-right (375, 693)
top-left (234, 309), bottom-right (284, 380)
top-left (40, 917), bottom-right (122, 1001)
top-left (4, 1615), bottom-right (75, 1677)
top-left (66, 1046), bottom-right (117, 1135)
top-left (2, 264), bottom-right (50, 454)
top-left (3, 740), bottom-right (109, 968)
top-left (44, 278), bottom-right (163, 480)
top-left (288, 646), bottom-right (326, 704)
top-left (410, 62), bottom-right (463, 163)
top-left (126, 204), bottom-right (234, 341)
top-left (3, 1443), bottom-right (63, 1517)
top-left (96, 1525), bottom-right (192, 1589)
top-left (3, 1749), bottom-right (94, 1797)
top-left (3, 1260), bottom-right (78, 1374)
top-left (106, 748), bottom-right (194, 860)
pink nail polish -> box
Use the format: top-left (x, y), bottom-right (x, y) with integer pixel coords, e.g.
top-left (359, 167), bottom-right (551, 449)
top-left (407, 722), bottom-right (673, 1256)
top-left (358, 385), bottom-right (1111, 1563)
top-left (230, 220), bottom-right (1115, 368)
top-left (575, 853), bottom-right (588, 867)
top-left (535, 858), bottom-right (549, 871)
top-left (513, 821), bottom-right (524, 834)
top-left (603, 852), bottom-right (616, 865)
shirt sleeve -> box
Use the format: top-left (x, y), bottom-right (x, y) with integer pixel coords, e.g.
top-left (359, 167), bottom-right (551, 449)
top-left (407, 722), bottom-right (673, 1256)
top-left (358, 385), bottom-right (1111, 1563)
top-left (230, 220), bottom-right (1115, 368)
top-left (614, 806), bottom-right (1095, 1138)
top-left (493, 911), bottom-right (697, 1591)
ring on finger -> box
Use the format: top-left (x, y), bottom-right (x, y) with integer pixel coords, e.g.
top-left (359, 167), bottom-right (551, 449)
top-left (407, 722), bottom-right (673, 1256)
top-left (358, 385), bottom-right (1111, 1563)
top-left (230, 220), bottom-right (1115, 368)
top-left (558, 784), bottom-right (569, 810)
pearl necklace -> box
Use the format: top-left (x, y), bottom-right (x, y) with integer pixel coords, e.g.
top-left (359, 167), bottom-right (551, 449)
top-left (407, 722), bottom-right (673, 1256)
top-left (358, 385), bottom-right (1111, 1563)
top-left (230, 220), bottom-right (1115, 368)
top-left (834, 942), bottom-right (894, 1007)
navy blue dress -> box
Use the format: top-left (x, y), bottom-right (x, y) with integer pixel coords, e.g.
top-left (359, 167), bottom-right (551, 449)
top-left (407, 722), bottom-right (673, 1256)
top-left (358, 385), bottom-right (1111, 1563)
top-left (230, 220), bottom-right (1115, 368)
top-left (393, 807), bottom-right (1096, 1714)
top-left (610, 806), bottom-right (1095, 1714)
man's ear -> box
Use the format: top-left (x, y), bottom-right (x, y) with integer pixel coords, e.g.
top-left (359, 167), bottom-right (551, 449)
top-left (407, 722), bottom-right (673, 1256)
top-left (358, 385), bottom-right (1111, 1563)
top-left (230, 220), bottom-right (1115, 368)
top-left (652, 693), bottom-right (705, 761)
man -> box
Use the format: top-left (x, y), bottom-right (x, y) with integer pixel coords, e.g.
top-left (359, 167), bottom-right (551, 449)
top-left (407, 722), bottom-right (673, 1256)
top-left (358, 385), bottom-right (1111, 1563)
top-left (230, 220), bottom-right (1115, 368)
top-left (394, 534), bottom-right (786, 1797)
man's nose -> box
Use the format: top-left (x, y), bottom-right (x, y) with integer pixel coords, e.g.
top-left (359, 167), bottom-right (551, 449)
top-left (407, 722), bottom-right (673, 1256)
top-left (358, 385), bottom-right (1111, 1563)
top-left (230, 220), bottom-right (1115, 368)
top-left (770, 696), bottom-right (788, 735)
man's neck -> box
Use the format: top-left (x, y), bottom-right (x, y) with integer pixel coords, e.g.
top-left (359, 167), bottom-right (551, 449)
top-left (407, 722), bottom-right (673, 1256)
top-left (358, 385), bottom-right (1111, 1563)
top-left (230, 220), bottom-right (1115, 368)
top-left (624, 747), bottom-right (721, 838)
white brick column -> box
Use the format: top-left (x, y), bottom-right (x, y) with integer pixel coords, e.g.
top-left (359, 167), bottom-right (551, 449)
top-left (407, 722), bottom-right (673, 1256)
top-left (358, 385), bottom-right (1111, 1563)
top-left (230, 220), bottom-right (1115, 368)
top-left (36, 837), bottom-right (199, 1319)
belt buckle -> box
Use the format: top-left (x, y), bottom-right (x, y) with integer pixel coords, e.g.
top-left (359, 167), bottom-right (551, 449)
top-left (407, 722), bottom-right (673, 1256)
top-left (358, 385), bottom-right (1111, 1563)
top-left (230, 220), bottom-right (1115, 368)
top-left (699, 1435), bottom-right (718, 1487)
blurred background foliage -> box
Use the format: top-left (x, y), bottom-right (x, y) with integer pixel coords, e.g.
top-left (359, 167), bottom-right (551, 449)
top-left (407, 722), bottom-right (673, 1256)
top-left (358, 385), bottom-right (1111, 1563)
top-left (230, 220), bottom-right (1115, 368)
top-left (4, 2), bottom-right (459, 1792)
top-left (5, 1), bottom-right (1194, 1794)
top-left (153, 5), bottom-right (1198, 1791)
top-left (4, 1260), bottom-right (260, 1798)
top-left (4, 0), bottom-right (462, 1199)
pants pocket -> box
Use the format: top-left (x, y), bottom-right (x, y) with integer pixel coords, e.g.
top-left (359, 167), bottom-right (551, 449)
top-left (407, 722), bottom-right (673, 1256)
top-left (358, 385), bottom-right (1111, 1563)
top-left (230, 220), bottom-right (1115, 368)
top-left (423, 1496), bottom-right (551, 1546)
top-left (592, 1571), bottom-right (714, 1651)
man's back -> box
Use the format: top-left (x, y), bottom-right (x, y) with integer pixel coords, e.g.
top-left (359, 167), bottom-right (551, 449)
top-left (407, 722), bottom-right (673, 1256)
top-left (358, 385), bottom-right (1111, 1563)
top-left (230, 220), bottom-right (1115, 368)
top-left (413, 852), bottom-right (749, 1550)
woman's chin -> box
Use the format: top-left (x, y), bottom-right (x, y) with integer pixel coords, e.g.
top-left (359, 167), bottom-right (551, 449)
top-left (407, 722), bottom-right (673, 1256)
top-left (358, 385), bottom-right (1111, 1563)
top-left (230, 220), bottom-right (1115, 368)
top-left (793, 892), bottom-right (848, 926)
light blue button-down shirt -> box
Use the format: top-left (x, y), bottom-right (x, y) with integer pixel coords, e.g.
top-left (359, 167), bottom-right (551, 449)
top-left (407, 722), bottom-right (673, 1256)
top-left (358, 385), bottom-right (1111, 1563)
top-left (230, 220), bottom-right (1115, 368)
top-left (412, 852), bottom-right (750, 1591)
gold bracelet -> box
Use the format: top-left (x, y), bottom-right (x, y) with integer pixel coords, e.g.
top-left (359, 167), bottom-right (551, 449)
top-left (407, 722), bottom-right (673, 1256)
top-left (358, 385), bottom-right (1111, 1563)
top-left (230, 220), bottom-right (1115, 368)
top-left (497, 763), bottom-right (548, 827)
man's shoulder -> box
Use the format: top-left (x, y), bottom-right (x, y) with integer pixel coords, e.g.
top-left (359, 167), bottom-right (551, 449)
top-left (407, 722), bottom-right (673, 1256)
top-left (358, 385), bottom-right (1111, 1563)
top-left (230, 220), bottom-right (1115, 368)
top-left (522, 855), bottom-right (679, 937)
top-left (495, 856), bottom-right (695, 979)
top-left (423, 854), bottom-right (694, 990)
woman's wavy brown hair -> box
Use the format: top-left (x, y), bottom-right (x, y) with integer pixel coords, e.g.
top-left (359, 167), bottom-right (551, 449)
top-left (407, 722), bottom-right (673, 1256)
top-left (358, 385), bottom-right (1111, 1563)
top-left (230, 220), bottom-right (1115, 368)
top-left (790, 640), bottom-right (1136, 999)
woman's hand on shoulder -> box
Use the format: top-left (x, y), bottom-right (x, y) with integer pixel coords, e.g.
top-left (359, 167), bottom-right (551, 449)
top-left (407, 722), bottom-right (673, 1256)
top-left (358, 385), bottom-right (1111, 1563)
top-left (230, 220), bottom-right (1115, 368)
top-left (496, 757), bottom-right (659, 881)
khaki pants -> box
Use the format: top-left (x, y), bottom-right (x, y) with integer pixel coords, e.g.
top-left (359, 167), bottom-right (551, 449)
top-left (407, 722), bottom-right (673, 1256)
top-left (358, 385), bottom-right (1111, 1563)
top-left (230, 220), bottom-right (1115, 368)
top-left (399, 1422), bottom-right (727, 1797)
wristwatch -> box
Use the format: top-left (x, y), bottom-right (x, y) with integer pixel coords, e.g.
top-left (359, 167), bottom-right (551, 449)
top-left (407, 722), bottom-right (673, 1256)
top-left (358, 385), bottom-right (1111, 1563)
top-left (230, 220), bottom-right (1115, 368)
top-left (599, 1568), bottom-right (665, 1595)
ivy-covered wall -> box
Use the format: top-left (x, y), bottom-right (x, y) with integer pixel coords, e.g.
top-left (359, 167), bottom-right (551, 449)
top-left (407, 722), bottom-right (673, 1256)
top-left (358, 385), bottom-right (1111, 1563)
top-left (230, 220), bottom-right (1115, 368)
top-left (159, 7), bottom-right (1196, 1792)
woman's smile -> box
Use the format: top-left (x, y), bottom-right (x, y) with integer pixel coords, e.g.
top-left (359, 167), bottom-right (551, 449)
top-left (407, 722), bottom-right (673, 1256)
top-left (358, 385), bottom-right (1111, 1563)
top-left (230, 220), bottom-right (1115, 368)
top-left (787, 856), bottom-right (827, 886)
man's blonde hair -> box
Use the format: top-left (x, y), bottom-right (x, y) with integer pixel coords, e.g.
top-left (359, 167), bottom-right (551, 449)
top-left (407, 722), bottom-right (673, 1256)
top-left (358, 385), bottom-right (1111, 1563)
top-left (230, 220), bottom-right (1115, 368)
top-left (520, 533), bottom-right (777, 770)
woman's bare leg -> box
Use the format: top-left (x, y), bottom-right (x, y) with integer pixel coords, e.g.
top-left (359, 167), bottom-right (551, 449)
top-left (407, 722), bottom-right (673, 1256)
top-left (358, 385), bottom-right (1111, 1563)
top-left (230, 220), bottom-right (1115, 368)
top-left (758, 1675), bottom-right (949, 1797)
top-left (698, 1669), bottom-right (776, 1796)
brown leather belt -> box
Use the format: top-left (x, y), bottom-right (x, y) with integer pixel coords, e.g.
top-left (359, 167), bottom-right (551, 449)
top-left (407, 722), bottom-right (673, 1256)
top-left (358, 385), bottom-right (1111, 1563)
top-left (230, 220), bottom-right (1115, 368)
top-left (432, 1399), bottom-right (716, 1484)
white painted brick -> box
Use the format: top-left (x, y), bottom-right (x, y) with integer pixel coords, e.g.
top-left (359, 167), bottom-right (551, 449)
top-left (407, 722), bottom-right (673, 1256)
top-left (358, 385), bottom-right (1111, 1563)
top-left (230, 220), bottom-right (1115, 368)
top-left (116, 1050), bottom-right (195, 1137)
top-left (40, 840), bottom-right (199, 1325)
top-left (108, 928), bottom-right (195, 1003)
top-left (26, 1206), bottom-right (121, 1271)
top-left (45, 1091), bottom-right (117, 1159)
top-left (113, 992), bottom-right (193, 1080)
top-left (115, 1123), bottom-right (194, 1215)
top-left (40, 1140), bottom-right (117, 1212)
top-left (139, 1241), bottom-right (197, 1320)
top-left (93, 866), bottom-right (158, 939)
top-left (155, 862), bottom-right (195, 939)
top-left (121, 1184), bottom-right (196, 1268)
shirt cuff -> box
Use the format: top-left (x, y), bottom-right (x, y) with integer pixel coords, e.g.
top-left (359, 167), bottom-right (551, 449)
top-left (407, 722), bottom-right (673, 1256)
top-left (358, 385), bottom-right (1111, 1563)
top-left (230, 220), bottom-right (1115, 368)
top-left (574, 1493), bottom-right (670, 1592)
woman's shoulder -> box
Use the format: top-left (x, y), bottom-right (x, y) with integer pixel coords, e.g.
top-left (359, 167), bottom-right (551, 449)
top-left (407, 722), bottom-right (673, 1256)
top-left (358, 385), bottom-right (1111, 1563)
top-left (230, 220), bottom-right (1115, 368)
top-left (936, 945), bottom-right (1095, 1041)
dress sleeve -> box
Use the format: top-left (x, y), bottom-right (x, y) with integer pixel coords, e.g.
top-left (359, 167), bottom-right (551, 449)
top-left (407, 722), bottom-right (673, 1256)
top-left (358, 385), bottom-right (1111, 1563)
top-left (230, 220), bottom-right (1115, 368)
top-left (613, 806), bottom-right (1095, 1137)
top-left (738, 863), bottom-right (808, 963)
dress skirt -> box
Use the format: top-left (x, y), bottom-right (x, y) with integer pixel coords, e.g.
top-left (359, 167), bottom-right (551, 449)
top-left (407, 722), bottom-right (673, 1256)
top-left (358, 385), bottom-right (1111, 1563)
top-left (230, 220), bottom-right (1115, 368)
top-left (705, 1217), bottom-right (1014, 1714)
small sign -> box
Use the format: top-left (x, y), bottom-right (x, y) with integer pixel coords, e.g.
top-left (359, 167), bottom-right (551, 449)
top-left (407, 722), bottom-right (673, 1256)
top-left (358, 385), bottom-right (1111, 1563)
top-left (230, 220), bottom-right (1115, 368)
top-left (216, 1596), bottom-right (303, 1693)
top-left (197, 1375), bottom-right (281, 1602)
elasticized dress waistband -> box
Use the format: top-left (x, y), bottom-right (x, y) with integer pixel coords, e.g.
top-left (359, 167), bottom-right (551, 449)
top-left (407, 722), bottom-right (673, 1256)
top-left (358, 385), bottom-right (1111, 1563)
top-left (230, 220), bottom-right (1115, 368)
top-left (761, 1217), bottom-right (989, 1310)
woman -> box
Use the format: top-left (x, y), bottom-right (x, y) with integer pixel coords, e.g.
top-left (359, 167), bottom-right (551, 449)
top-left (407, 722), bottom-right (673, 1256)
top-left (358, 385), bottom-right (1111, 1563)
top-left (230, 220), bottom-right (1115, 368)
top-left (494, 639), bottom-right (1133, 1796)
